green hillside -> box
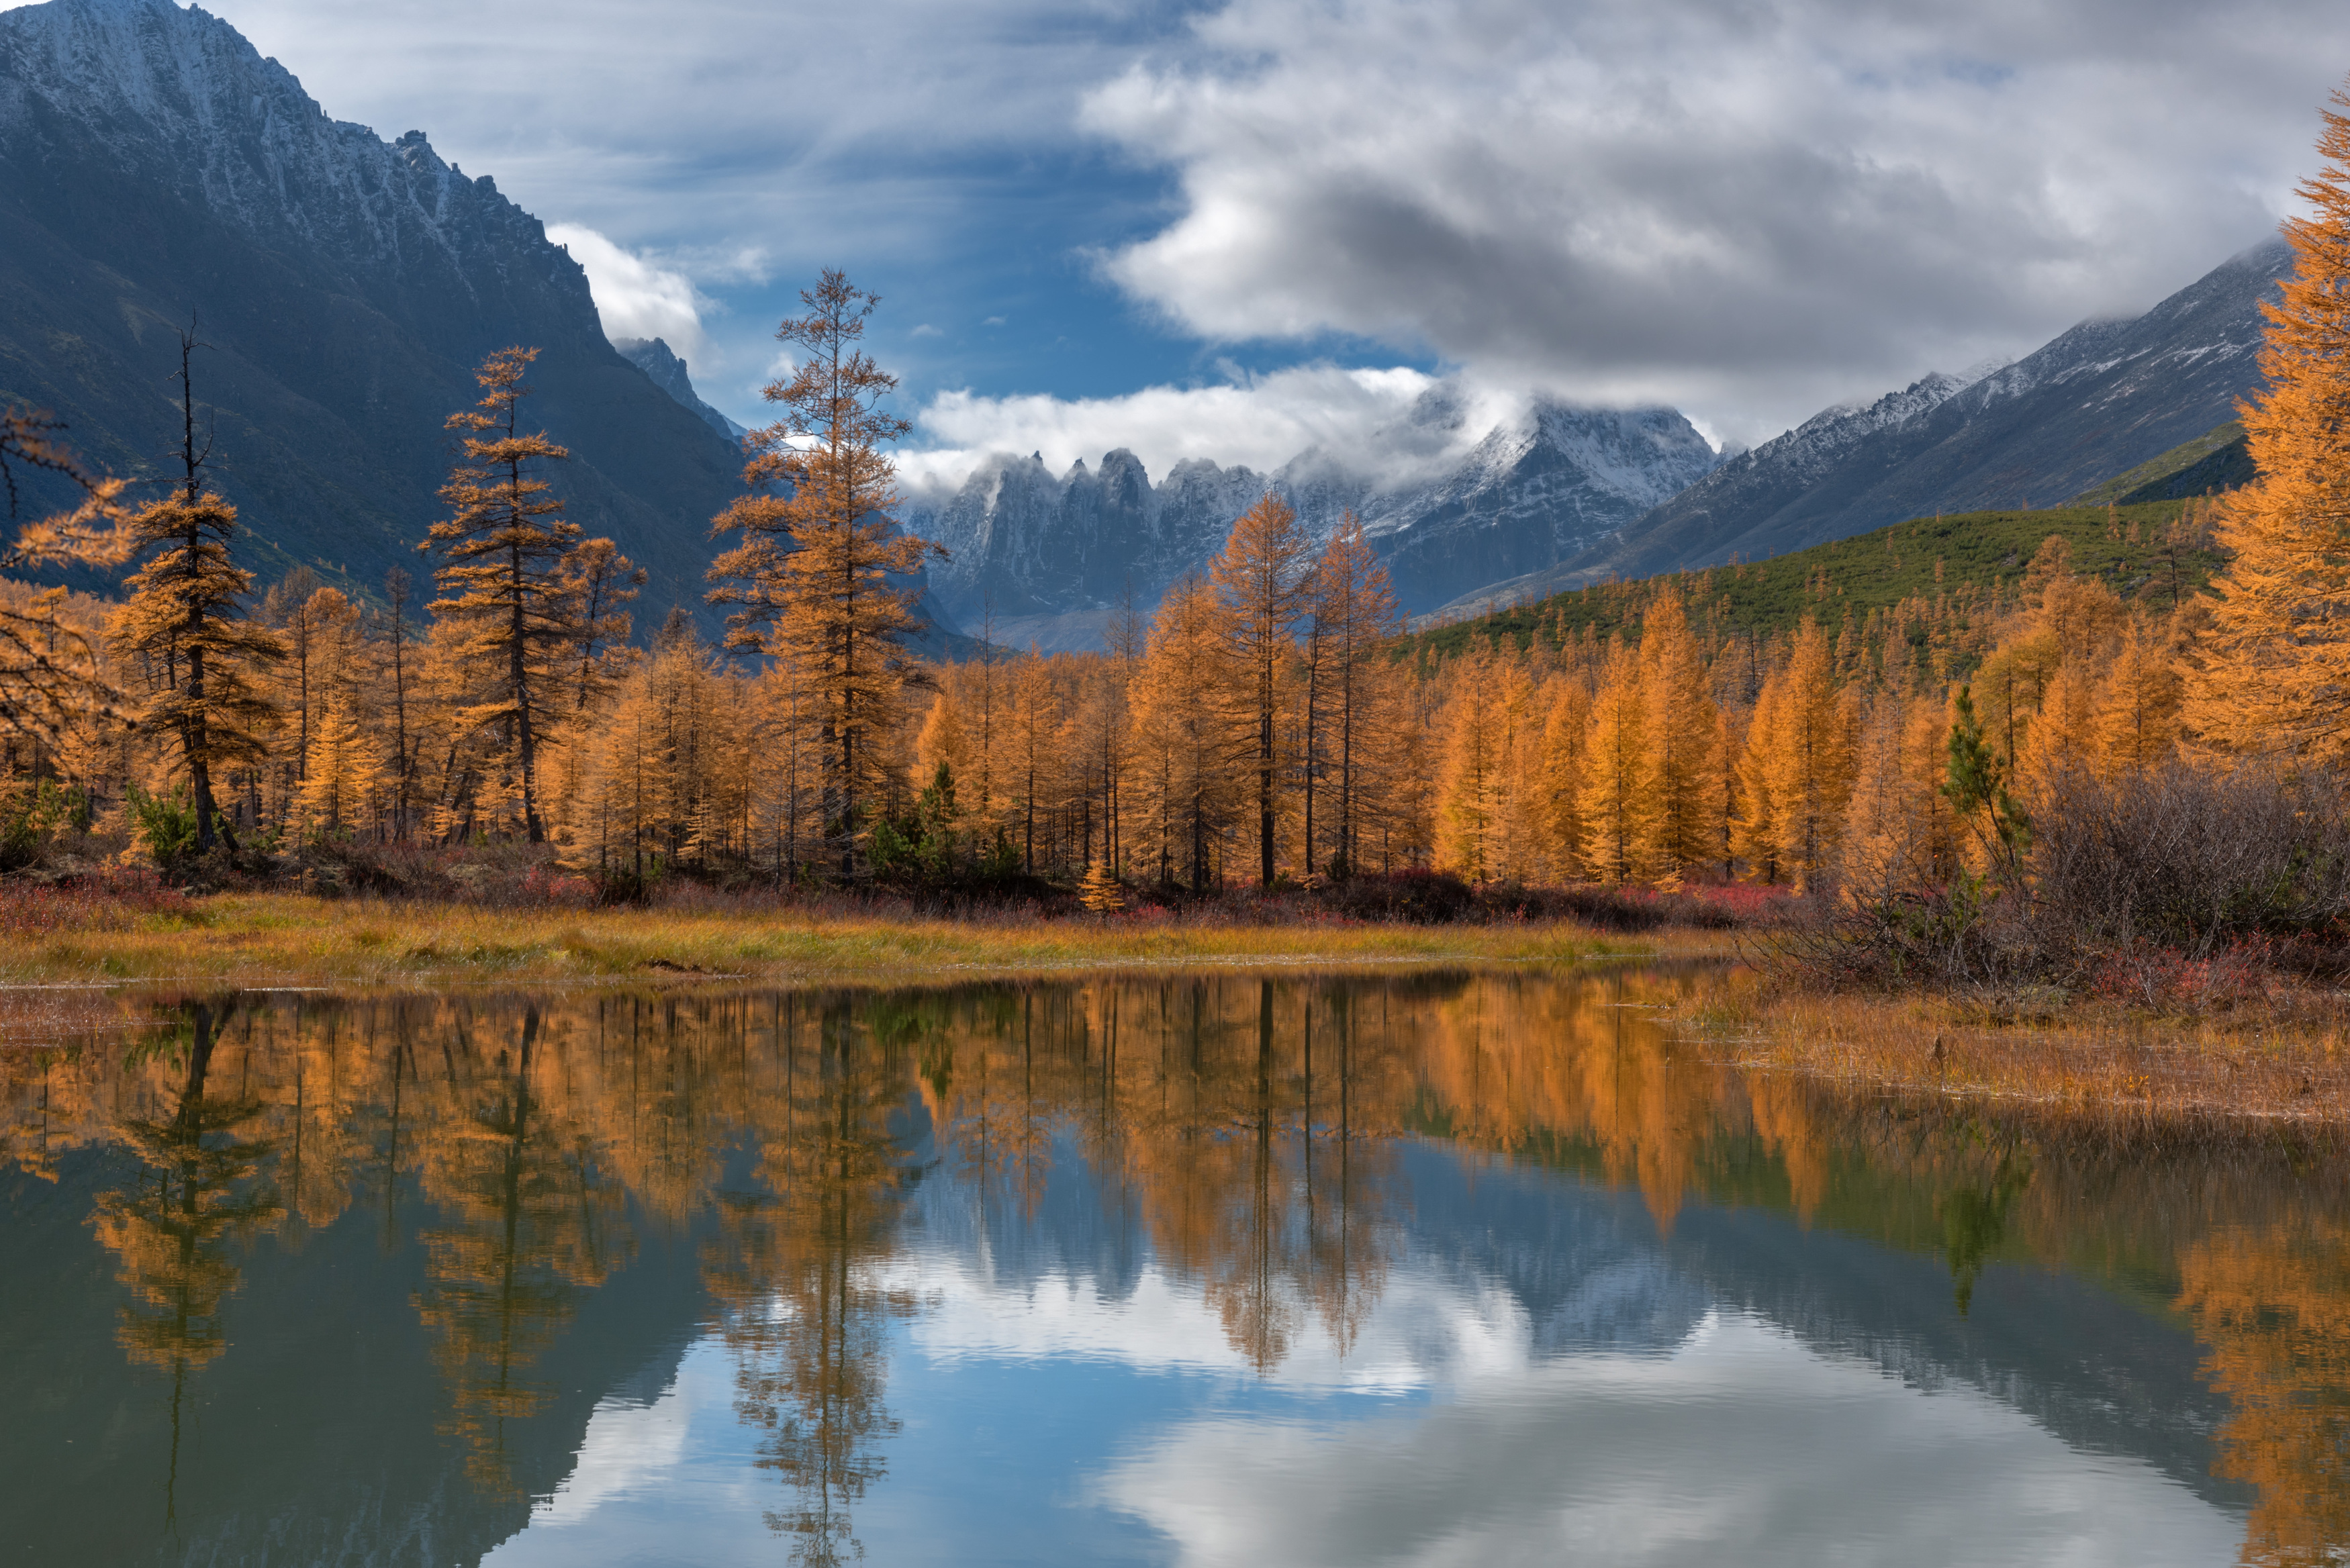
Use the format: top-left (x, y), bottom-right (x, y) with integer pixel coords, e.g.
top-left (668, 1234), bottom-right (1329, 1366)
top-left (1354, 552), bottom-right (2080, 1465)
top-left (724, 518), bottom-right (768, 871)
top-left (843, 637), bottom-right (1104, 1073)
top-left (2065, 421), bottom-right (2251, 507)
top-left (1403, 497), bottom-right (2226, 666)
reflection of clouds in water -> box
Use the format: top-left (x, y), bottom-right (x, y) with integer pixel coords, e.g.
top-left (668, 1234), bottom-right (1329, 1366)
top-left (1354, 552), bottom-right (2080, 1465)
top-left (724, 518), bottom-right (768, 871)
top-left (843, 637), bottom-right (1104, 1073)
top-left (890, 1246), bottom-right (1544, 1392)
top-left (1096, 1311), bottom-right (2241, 1568)
top-left (489, 1345), bottom-right (753, 1558)
top-left (900, 1138), bottom-right (1708, 1388)
top-left (527, 1389), bottom-right (691, 1526)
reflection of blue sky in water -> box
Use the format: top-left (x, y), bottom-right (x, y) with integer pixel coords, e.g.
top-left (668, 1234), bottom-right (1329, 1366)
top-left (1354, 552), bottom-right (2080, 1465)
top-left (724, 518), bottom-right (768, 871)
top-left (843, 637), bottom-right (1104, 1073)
top-left (487, 1134), bottom-right (2243, 1567)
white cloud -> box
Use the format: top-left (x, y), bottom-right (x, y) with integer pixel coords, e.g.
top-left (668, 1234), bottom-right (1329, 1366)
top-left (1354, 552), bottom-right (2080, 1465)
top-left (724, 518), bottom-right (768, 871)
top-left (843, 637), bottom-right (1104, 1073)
top-left (1082, 0), bottom-right (2350, 444)
top-left (1098, 1311), bottom-right (2241, 1568)
top-left (211, 0), bottom-right (2350, 448)
top-left (910, 322), bottom-right (944, 338)
top-left (900, 362), bottom-right (1527, 493)
top-left (544, 222), bottom-right (708, 362)
top-left (887, 1243), bottom-right (1536, 1393)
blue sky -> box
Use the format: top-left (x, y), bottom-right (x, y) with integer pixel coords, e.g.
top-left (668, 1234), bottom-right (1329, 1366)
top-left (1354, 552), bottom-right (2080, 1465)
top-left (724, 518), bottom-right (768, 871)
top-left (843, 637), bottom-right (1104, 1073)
top-left (196, 0), bottom-right (2350, 481)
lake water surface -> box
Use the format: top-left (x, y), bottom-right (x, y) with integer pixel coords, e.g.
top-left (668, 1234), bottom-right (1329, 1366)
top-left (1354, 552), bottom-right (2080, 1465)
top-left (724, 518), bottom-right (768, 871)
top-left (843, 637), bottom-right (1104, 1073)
top-left (3, 967), bottom-right (2344, 1565)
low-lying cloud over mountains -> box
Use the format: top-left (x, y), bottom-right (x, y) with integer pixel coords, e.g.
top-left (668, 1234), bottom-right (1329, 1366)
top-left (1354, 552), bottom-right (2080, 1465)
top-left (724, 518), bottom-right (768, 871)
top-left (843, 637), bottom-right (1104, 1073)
top-left (901, 390), bottom-right (1722, 643)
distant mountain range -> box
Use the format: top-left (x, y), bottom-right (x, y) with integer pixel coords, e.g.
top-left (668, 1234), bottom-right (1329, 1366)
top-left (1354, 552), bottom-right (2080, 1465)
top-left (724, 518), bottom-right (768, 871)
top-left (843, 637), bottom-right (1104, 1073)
top-left (906, 231), bottom-right (2284, 646)
top-left (903, 396), bottom-right (1723, 647)
top-left (0, 0), bottom-right (2287, 655)
top-left (0, 0), bottom-right (743, 627)
top-left (1429, 236), bottom-right (2286, 618)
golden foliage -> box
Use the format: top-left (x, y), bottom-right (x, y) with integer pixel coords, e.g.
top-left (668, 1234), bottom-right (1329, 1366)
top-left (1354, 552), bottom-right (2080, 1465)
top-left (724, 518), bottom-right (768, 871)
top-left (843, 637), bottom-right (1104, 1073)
top-left (2188, 89), bottom-right (2350, 761)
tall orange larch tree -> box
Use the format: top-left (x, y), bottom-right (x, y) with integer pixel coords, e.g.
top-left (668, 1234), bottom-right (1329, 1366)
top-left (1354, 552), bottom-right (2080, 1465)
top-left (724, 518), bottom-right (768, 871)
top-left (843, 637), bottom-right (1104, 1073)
top-left (108, 328), bottom-right (283, 851)
top-left (1211, 494), bottom-right (1315, 887)
top-left (1132, 575), bottom-right (1241, 889)
top-left (2188, 88), bottom-right (2350, 758)
top-left (424, 347), bottom-right (588, 844)
top-left (1433, 649), bottom-right (1503, 880)
top-left (1635, 591), bottom-right (1719, 876)
top-left (1536, 675), bottom-right (1589, 881)
top-left (1760, 619), bottom-right (1856, 889)
top-left (1, 409), bottom-right (129, 756)
top-left (1580, 634), bottom-right (1652, 884)
top-left (1307, 513), bottom-right (1400, 877)
top-left (2094, 609), bottom-right (2184, 773)
top-left (708, 271), bottom-right (937, 877)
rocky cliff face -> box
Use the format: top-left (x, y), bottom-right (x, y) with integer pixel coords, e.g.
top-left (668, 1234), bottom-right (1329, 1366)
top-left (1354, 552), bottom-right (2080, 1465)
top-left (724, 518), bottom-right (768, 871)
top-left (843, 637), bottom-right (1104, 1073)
top-left (904, 394), bottom-right (1721, 642)
top-left (615, 337), bottom-right (745, 443)
top-left (0, 0), bottom-right (743, 624)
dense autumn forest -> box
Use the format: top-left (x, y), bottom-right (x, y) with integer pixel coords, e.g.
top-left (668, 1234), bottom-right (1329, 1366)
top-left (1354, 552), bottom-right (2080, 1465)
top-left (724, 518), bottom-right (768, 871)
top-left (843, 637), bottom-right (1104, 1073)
top-left (5, 111), bottom-right (2350, 957)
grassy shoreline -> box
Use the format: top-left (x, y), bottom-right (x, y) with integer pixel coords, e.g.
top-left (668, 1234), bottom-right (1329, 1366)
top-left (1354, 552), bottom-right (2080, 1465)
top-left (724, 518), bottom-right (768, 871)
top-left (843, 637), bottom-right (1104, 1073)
top-left (1690, 983), bottom-right (2350, 1130)
top-left (0, 891), bottom-right (1728, 991)
top-left (11, 891), bottom-right (2347, 1130)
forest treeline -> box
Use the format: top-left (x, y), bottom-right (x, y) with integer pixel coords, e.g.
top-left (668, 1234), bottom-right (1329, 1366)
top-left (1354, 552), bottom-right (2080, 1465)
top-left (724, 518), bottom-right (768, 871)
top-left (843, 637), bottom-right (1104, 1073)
top-left (6, 106), bottom-right (2350, 948)
top-left (0, 318), bottom-right (2280, 913)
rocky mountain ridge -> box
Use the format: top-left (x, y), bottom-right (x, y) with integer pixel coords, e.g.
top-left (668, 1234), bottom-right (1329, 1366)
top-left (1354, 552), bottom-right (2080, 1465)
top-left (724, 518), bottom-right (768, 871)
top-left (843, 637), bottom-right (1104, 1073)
top-left (1432, 234), bottom-right (2291, 616)
top-left (0, 0), bottom-right (743, 625)
top-left (904, 394), bottom-right (1722, 646)
top-left (615, 336), bottom-right (745, 443)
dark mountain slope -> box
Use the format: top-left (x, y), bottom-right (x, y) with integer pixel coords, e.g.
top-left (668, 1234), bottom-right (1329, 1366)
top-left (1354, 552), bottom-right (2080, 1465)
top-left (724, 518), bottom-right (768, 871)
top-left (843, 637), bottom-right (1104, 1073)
top-left (1540, 235), bottom-right (2288, 593)
top-left (0, 0), bottom-right (743, 624)
top-left (616, 335), bottom-right (746, 443)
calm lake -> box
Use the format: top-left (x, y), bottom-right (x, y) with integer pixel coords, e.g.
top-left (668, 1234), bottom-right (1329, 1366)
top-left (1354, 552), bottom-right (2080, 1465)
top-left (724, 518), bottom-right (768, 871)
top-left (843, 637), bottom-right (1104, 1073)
top-left (2, 966), bottom-right (2343, 1566)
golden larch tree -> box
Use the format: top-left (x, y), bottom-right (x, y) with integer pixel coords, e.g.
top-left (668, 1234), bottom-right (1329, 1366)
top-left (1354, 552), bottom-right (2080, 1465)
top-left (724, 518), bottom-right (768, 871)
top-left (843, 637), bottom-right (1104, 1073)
top-left (1536, 675), bottom-right (1590, 881)
top-left (1580, 634), bottom-right (1652, 884)
top-left (1434, 648), bottom-right (1504, 880)
top-left (1307, 512), bottom-right (1401, 877)
top-left (2095, 610), bottom-right (2184, 773)
top-left (708, 271), bottom-right (937, 877)
top-left (1758, 619), bottom-right (1856, 889)
top-left (1635, 591), bottom-right (1720, 875)
top-left (1213, 493), bottom-right (1325, 883)
top-left (295, 697), bottom-right (378, 839)
top-left (1, 409), bottom-right (129, 754)
top-left (2188, 88), bottom-right (2350, 758)
top-left (109, 329), bottom-right (283, 850)
top-left (424, 347), bottom-right (584, 844)
top-left (1211, 493), bottom-right (1315, 886)
top-left (1132, 576), bottom-right (1241, 889)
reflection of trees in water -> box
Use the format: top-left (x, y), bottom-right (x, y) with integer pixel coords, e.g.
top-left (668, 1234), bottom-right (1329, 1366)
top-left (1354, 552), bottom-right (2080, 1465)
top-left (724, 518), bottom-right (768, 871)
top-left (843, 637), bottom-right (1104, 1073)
top-left (411, 1004), bottom-right (628, 1494)
top-left (918, 977), bottom-right (1407, 1375)
top-left (85, 1000), bottom-right (280, 1531)
top-left (13, 972), bottom-right (2350, 1567)
top-left (2180, 1216), bottom-right (2350, 1567)
top-left (702, 998), bottom-right (916, 1565)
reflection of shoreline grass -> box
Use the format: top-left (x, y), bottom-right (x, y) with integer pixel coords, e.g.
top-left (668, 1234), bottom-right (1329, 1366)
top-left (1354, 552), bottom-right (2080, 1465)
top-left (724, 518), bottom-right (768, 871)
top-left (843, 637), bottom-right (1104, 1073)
top-left (1692, 984), bottom-right (2350, 1129)
top-left (0, 892), bottom-right (1738, 989)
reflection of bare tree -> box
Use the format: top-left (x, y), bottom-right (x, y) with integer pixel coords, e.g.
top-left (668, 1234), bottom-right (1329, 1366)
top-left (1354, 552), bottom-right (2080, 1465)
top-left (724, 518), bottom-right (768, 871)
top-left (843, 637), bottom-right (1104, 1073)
top-left (87, 1000), bottom-right (280, 1531)
top-left (412, 1005), bottom-right (627, 1494)
top-left (705, 999), bottom-right (917, 1565)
